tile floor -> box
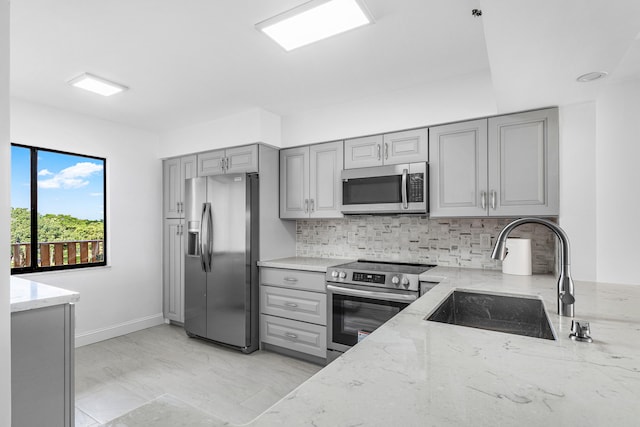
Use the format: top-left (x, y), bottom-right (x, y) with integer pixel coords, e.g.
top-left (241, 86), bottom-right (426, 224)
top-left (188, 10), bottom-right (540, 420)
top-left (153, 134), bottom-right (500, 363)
top-left (74, 324), bottom-right (322, 426)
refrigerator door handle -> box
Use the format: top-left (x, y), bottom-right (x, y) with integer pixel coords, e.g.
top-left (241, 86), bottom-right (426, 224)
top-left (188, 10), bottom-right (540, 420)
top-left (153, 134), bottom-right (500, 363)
top-left (200, 202), bottom-right (213, 272)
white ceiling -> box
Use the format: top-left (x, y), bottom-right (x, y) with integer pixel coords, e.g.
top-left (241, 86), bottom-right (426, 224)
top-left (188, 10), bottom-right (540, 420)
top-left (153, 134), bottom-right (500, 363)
top-left (9, 0), bottom-right (640, 132)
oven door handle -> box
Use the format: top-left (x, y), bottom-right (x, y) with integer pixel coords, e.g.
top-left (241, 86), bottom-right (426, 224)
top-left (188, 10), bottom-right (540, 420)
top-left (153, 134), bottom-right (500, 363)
top-left (327, 285), bottom-right (417, 303)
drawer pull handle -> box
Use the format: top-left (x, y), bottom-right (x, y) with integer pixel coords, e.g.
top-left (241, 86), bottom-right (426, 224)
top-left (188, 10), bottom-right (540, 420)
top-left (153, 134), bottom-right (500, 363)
top-left (284, 332), bottom-right (298, 341)
top-left (283, 277), bottom-right (298, 283)
top-left (284, 302), bottom-right (298, 309)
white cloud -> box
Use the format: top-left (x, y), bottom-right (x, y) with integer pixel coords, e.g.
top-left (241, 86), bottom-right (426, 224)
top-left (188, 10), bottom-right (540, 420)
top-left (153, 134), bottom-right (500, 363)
top-left (38, 169), bottom-right (53, 176)
top-left (38, 162), bottom-right (104, 190)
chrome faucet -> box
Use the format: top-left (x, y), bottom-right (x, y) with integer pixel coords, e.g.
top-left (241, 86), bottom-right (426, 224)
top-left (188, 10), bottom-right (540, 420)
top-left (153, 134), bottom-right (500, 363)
top-left (491, 217), bottom-right (575, 317)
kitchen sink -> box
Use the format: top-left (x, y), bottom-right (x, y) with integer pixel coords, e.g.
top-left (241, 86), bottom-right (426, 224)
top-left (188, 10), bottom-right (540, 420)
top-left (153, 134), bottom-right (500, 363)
top-left (425, 290), bottom-right (556, 340)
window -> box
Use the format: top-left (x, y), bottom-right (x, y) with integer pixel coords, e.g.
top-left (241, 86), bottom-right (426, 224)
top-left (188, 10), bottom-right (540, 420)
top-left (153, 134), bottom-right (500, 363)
top-left (10, 144), bottom-right (107, 273)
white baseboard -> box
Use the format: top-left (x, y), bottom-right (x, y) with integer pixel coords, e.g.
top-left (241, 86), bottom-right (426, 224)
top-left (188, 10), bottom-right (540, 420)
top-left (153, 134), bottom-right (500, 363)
top-left (75, 313), bottom-right (165, 347)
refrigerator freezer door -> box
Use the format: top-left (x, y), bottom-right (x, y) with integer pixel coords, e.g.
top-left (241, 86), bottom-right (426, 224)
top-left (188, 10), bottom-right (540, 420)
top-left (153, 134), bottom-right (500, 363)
top-left (205, 174), bottom-right (251, 347)
top-left (184, 177), bottom-right (207, 338)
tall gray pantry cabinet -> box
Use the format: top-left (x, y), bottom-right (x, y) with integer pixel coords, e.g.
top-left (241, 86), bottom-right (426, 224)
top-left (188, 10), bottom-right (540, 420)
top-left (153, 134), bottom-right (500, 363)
top-left (163, 155), bottom-right (196, 323)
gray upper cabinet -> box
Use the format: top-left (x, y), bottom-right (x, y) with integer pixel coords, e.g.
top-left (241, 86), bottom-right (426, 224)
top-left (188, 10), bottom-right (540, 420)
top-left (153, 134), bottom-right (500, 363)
top-left (280, 141), bottom-right (344, 219)
top-left (344, 135), bottom-right (383, 169)
top-left (198, 144), bottom-right (258, 176)
top-left (430, 119), bottom-right (488, 217)
top-left (309, 142), bottom-right (344, 218)
top-left (344, 128), bottom-right (428, 169)
top-left (280, 146), bottom-right (309, 219)
top-left (197, 149), bottom-right (225, 176)
top-left (163, 155), bottom-right (197, 218)
top-left (383, 128), bottom-right (429, 165)
top-left (488, 108), bottom-right (559, 216)
top-left (430, 108), bottom-right (559, 217)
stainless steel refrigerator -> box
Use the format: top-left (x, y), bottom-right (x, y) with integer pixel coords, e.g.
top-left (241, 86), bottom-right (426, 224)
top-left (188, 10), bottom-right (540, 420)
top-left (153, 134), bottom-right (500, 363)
top-left (183, 174), bottom-right (259, 353)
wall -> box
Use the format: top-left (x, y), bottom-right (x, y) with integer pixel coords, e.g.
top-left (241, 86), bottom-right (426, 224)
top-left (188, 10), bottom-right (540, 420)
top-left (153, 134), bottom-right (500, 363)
top-left (297, 216), bottom-right (556, 274)
top-left (1, 0), bottom-right (12, 422)
top-left (158, 107), bottom-right (282, 158)
top-left (11, 99), bottom-right (164, 346)
top-left (558, 102), bottom-right (597, 281)
top-left (280, 70), bottom-right (497, 147)
top-left (595, 78), bottom-right (640, 285)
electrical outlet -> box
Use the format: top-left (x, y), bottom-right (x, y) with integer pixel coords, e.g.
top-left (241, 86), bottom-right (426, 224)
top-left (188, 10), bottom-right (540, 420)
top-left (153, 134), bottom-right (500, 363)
top-left (480, 234), bottom-right (491, 249)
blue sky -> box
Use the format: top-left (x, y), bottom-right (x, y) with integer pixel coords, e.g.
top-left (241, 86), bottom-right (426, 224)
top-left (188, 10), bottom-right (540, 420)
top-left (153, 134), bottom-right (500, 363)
top-left (11, 146), bottom-right (105, 220)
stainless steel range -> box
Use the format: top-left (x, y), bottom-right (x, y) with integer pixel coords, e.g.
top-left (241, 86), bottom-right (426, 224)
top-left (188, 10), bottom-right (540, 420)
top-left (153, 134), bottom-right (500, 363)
top-left (326, 260), bottom-right (437, 361)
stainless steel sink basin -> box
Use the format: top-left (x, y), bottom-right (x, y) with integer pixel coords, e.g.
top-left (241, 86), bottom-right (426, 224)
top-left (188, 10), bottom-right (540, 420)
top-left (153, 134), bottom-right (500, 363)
top-left (425, 290), bottom-right (556, 340)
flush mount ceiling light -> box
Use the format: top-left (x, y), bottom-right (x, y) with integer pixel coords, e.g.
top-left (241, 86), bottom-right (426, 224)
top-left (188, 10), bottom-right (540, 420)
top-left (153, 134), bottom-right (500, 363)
top-left (576, 71), bottom-right (608, 83)
top-left (68, 73), bottom-right (128, 96)
top-left (256, 0), bottom-right (373, 51)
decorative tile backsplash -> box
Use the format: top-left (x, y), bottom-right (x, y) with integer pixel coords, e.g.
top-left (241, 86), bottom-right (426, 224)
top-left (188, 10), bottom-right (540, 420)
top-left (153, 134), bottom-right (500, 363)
top-left (296, 216), bottom-right (557, 274)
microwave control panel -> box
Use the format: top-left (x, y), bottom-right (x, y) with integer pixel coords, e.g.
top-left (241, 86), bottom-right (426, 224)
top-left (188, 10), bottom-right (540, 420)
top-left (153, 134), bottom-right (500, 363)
top-left (408, 173), bottom-right (424, 202)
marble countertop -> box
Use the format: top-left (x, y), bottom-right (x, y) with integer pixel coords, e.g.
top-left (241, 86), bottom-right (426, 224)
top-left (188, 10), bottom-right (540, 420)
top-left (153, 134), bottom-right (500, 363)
top-left (250, 266), bottom-right (640, 426)
top-left (10, 276), bottom-right (80, 313)
top-left (257, 257), bottom-right (354, 273)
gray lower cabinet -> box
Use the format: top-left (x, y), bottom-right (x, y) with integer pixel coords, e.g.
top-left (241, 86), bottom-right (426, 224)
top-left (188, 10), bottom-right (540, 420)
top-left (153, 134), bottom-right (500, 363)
top-left (259, 267), bottom-right (327, 362)
top-left (12, 303), bottom-right (75, 427)
top-left (280, 141), bottom-right (343, 219)
top-left (164, 218), bottom-right (184, 323)
top-left (430, 108), bottom-right (559, 217)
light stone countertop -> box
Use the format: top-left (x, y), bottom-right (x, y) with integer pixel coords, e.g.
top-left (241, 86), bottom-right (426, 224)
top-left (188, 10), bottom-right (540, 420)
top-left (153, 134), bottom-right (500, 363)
top-left (257, 256), bottom-right (354, 272)
top-left (10, 276), bottom-right (80, 313)
top-left (249, 266), bottom-right (640, 426)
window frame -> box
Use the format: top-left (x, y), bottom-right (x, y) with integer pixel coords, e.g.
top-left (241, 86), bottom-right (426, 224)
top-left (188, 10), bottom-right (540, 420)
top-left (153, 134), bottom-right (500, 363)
top-left (10, 143), bottom-right (108, 274)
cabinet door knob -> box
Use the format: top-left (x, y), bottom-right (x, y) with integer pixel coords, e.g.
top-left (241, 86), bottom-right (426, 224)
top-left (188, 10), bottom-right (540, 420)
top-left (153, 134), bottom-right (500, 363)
top-left (491, 190), bottom-right (497, 210)
top-left (384, 142), bottom-right (389, 160)
top-left (377, 144), bottom-right (381, 160)
top-left (480, 191), bottom-right (487, 210)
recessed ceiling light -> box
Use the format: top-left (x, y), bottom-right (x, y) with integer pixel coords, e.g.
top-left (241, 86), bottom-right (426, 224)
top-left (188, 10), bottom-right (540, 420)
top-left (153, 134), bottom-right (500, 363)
top-left (256, 0), bottom-right (373, 52)
top-left (68, 73), bottom-right (128, 96)
top-left (576, 71), bottom-right (608, 83)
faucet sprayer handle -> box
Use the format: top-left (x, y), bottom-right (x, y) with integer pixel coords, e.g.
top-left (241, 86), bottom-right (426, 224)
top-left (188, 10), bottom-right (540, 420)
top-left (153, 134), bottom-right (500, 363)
top-left (559, 291), bottom-right (575, 304)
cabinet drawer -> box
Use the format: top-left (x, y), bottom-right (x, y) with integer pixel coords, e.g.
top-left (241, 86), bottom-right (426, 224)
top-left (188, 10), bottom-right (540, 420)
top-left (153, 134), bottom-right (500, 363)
top-left (260, 267), bottom-right (326, 292)
top-left (261, 315), bottom-right (327, 358)
top-left (261, 286), bottom-right (326, 325)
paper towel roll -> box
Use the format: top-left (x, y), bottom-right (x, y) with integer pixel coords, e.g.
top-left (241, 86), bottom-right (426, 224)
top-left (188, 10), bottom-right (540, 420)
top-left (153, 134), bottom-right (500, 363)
top-left (502, 238), bottom-right (532, 276)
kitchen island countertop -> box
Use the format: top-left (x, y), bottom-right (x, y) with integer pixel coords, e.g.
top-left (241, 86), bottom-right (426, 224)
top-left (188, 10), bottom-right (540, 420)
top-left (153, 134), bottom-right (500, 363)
top-left (10, 276), bottom-right (79, 312)
top-left (250, 266), bottom-right (640, 426)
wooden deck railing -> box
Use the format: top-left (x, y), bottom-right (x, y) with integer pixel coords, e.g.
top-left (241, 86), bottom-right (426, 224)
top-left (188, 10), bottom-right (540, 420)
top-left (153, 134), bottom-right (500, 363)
top-left (11, 240), bottom-right (104, 268)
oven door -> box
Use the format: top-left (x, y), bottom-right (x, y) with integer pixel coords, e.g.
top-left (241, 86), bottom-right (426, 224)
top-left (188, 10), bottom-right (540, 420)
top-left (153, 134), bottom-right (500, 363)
top-left (327, 283), bottom-right (417, 353)
top-left (341, 162), bottom-right (427, 214)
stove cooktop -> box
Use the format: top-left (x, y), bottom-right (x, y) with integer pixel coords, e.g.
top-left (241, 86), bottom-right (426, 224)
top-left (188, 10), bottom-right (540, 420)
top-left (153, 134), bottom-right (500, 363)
top-left (326, 259), bottom-right (436, 292)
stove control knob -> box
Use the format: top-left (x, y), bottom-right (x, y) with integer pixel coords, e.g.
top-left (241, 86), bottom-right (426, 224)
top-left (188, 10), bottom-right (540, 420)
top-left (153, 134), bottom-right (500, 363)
top-left (331, 270), bottom-right (339, 278)
top-left (401, 276), bottom-right (410, 288)
top-left (391, 276), bottom-right (400, 286)
top-left (338, 271), bottom-right (347, 279)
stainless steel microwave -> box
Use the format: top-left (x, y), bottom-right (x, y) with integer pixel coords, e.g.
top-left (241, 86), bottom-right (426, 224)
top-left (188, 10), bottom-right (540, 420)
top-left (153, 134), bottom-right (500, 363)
top-left (341, 162), bottom-right (428, 214)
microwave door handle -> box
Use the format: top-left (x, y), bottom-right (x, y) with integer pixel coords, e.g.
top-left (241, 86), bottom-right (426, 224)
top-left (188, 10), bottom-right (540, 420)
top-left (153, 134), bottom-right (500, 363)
top-left (327, 285), bottom-right (417, 303)
top-left (401, 168), bottom-right (408, 209)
